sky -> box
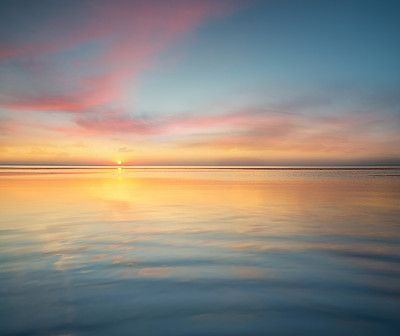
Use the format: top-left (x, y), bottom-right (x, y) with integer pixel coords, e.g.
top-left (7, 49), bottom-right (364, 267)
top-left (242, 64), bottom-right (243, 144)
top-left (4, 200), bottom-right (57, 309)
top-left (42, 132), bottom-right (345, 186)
top-left (0, 0), bottom-right (399, 166)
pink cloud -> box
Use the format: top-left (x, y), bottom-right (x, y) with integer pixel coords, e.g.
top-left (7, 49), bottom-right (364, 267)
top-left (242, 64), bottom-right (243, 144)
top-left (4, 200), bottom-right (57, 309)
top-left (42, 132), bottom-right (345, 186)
top-left (48, 108), bottom-right (296, 137)
top-left (2, 105), bottom-right (398, 161)
top-left (0, 0), bottom-right (239, 112)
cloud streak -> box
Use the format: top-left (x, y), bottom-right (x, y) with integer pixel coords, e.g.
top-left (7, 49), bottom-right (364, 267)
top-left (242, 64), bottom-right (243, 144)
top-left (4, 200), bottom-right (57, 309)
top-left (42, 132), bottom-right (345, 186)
top-left (4, 105), bottom-right (397, 158)
top-left (0, 0), bottom-right (237, 112)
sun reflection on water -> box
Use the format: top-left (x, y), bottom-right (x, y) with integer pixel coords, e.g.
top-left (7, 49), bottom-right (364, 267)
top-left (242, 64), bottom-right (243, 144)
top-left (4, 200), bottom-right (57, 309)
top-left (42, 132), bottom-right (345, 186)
top-left (0, 167), bottom-right (399, 335)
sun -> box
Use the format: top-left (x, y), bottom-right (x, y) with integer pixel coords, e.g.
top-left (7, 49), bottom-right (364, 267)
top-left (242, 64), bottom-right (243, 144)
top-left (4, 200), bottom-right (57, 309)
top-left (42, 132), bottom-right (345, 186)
top-left (117, 161), bottom-right (122, 165)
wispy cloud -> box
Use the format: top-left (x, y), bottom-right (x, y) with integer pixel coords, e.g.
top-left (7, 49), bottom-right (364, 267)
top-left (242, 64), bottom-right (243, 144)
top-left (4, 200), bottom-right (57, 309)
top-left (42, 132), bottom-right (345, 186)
top-left (0, 0), bottom-right (238, 112)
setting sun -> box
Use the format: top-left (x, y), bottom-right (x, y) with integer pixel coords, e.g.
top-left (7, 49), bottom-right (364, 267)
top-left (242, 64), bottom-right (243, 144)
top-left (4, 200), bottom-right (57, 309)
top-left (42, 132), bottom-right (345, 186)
top-left (117, 161), bottom-right (122, 165)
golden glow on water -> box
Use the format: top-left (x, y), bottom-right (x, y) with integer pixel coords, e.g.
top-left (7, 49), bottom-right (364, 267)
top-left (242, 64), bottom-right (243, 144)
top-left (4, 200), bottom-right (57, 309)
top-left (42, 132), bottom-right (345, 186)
top-left (1, 167), bottom-right (399, 244)
top-left (0, 167), bottom-right (399, 334)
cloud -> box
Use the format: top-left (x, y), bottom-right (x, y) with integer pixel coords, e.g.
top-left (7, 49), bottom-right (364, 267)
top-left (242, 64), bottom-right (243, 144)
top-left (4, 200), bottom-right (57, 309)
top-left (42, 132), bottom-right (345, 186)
top-left (118, 147), bottom-right (134, 153)
top-left (47, 108), bottom-right (295, 136)
top-left (0, 0), bottom-right (239, 112)
top-left (37, 104), bottom-right (396, 157)
top-left (163, 109), bottom-right (396, 155)
top-left (1, 104), bottom-right (399, 164)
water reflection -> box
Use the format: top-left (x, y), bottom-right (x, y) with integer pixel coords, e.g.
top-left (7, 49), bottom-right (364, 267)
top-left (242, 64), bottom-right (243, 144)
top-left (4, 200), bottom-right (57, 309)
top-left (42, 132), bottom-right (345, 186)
top-left (0, 167), bottom-right (399, 335)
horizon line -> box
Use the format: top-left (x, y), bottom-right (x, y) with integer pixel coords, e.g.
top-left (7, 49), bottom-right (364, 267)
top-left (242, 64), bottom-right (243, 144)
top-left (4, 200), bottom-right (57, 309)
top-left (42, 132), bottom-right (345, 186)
top-left (1, 164), bottom-right (400, 168)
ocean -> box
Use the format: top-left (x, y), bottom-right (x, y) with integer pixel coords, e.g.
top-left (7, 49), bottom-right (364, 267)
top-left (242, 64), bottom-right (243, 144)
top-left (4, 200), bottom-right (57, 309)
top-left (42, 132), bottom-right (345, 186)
top-left (1, 166), bottom-right (399, 335)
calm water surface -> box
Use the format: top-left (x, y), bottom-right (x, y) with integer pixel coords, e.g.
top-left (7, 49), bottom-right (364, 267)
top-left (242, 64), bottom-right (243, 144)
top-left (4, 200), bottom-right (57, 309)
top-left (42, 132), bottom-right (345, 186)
top-left (1, 167), bottom-right (400, 335)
